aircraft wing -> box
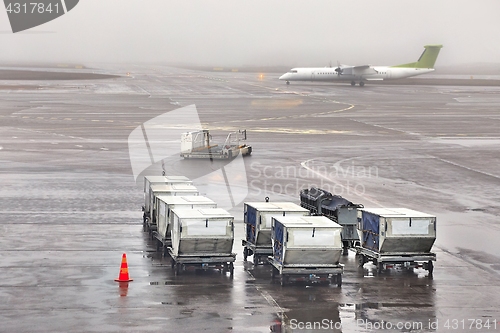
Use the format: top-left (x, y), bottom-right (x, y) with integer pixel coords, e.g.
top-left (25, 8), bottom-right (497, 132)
top-left (352, 65), bottom-right (377, 75)
top-left (352, 65), bottom-right (371, 70)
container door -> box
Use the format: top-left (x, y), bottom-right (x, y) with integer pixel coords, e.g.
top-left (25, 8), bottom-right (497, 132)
top-left (362, 212), bottom-right (379, 251)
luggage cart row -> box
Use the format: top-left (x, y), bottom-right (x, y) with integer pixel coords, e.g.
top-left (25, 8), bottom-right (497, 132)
top-left (142, 175), bottom-right (235, 277)
top-left (242, 200), bottom-right (345, 286)
top-left (241, 190), bottom-right (437, 284)
top-left (142, 177), bottom-right (437, 284)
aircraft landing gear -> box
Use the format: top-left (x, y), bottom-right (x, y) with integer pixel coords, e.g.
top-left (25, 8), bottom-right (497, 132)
top-left (351, 81), bottom-right (365, 87)
top-left (286, 81), bottom-right (290, 85)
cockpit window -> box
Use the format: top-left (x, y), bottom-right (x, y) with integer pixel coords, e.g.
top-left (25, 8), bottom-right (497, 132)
top-left (289, 70), bottom-right (298, 73)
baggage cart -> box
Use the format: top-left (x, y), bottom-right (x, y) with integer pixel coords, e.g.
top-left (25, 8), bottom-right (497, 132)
top-left (142, 175), bottom-right (192, 231)
top-left (180, 129), bottom-right (252, 159)
top-left (356, 208), bottom-right (436, 275)
top-left (145, 183), bottom-right (198, 233)
top-left (269, 216), bottom-right (344, 286)
top-left (242, 201), bottom-right (309, 265)
top-left (300, 187), bottom-right (363, 253)
top-left (154, 195), bottom-right (217, 255)
top-left (168, 208), bottom-right (235, 276)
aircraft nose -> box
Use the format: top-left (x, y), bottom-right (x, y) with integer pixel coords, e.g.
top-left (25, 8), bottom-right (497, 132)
top-left (279, 73), bottom-right (288, 80)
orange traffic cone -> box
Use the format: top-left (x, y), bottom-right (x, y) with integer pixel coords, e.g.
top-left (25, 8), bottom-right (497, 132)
top-left (115, 253), bottom-right (133, 282)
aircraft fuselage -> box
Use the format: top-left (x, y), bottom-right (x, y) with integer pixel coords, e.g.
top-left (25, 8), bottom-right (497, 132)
top-left (279, 67), bottom-right (435, 83)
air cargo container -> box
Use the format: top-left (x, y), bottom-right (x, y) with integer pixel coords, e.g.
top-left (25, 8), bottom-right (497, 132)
top-left (154, 196), bottom-right (217, 254)
top-left (357, 208), bottom-right (436, 274)
top-left (242, 201), bottom-right (310, 265)
top-left (145, 183), bottom-right (199, 233)
top-left (269, 216), bottom-right (344, 286)
top-left (168, 208), bottom-right (235, 276)
top-left (300, 187), bottom-right (363, 253)
top-left (142, 175), bottom-right (192, 230)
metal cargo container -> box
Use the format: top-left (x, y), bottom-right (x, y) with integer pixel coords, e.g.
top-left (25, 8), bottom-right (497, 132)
top-left (146, 183), bottom-right (199, 232)
top-left (357, 208), bottom-right (436, 274)
top-left (142, 175), bottom-right (192, 227)
top-left (269, 216), bottom-right (344, 286)
top-left (242, 201), bottom-right (309, 264)
top-left (143, 175), bottom-right (192, 212)
top-left (168, 208), bottom-right (236, 276)
top-left (155, 195), bottom-right (217, 249)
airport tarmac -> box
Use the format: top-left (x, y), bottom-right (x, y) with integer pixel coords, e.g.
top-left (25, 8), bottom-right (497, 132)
top-left (1, 66), bottom-right (500, 332)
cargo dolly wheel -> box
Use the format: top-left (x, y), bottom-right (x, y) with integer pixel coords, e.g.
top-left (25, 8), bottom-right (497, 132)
top-left (358, 254), bottom-right (366, 267)
top-left (427, 260), bottom-right (434, 275)
top-left (253, 254), bottom-right (259, 266)
top-left (336, 274), bottom-right (342, 287)
top-left (243, 248), bottom-right (248, 261)
top-left (280, 274), bottom-right (288, 286)
top-left (271, 267), bottom-right (276, 279)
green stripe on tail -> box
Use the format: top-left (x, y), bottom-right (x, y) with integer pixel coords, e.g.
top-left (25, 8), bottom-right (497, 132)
top-left (392, 45), bottom-right (443, 68)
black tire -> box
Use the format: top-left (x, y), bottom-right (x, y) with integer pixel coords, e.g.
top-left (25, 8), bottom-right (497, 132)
top-left (253, 255), bottom-right (259, 266)
top-left (359, 81), bottom-right (365, 87)
top-left (428, 260), bottom-right (434, 275)
top-left (337, 274), bottom-right (342, 287)
top-left (271, 267), bottom-right (276, 279)
top-left (351, 81), bottom-right (356, 86)
top-left (243, 248), bottom-right (248, 261)
top-left (171, 258), bottom-right (175, 269)
top-left (229, 262), bottom-right (234, 277)
top-left (175, 263), bottom-right (181, 276)
top-left (358, 254), bottom-right (366, 267)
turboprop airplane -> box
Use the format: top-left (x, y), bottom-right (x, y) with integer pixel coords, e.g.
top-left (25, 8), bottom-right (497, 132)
top-left (279, 45), bottom-right (443, 87)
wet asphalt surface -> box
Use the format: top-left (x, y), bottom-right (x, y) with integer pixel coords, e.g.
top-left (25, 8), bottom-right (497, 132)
top-left (1, 66), bottom-right (500, 332)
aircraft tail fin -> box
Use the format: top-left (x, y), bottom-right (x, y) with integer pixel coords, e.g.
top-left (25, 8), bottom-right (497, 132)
top-left (392, 45), bottom-right (443, 68)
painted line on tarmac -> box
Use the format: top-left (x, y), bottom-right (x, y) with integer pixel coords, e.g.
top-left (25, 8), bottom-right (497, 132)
top-left (434, 157), bottom-right (500, 180)
top-left (245, 269), bottom-right (287, 322)
top-left (301, 158), bottom-right (383, 207)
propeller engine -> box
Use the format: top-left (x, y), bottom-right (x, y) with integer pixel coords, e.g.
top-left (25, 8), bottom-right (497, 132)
top-left (335, 61), bottom-right (343, 76)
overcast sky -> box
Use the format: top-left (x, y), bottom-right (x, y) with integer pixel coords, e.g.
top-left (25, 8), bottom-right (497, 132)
top-left (1, 0), bottom-right (499, 67)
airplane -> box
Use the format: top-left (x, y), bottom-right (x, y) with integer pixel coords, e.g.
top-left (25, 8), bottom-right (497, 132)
top-left (279, 45), bottom-right (443, 87)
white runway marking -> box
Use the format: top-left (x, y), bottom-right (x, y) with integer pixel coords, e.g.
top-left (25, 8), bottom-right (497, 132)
top-left (301, 158), bottom-right (383, 207)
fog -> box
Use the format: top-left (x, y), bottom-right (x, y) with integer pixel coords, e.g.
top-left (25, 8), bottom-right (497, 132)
top-left (1, 0), bottom-right (499, 68)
